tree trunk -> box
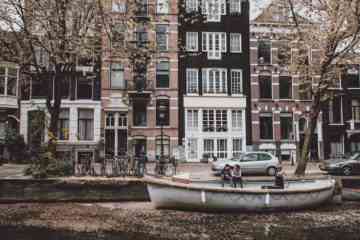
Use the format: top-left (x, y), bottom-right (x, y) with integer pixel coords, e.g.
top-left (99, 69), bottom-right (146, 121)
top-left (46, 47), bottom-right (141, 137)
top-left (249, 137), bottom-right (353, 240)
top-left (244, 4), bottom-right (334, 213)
top-left (46, 69), bottom-right (63, 156)
top-left (295, 106), bottom-right (321, 176)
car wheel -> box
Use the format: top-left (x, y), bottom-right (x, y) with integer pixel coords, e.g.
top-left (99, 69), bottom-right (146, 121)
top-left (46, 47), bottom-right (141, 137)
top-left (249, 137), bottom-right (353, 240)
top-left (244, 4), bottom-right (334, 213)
top-left (343, 166), bottom-right (352, 176)
top-left (267, 167), bottom-right (277, 176)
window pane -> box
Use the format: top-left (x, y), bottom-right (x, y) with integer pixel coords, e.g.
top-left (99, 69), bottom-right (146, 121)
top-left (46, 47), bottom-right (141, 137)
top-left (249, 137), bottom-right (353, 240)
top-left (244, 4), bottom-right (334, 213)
top-left (280, 113), bottom-right (293, 140)
top-left (260, 115), bottom-right (273, 140)
top-left (58, 109), bottom-right (70, 140)
top-left (133, 100), bottom-right (147, 126)
top-left (186, 69), bottom-right (198, 94)
top-left (0, 67), bottom-right (5, 95)
top-left (232, 138), bottom-right (242, 158)
top-left (157, 0), bottom-right (169, 14)
top-left (156, 61), bottom-right (170, 88)
top-left (231, 70), bottom-right (242, 94)
top-left (77, 77), bottom-right (93, 99)
top-left (258, 40), bottom-right (271, 64)
top-left (279, 76), bottom-right (292, 99)
top-left (230, 33), bottom-right (241, 52)
top-left (78, 109), bottom-right (94, 141)
top-left (156, 25), bottom-right (168, 51)
top-left (111, 64), bottom-right (125, 88)
top-left (186, 32), bottom-right (198, 51)
top-left (156, 99), bottom-right (170, 126)
top-left (259, 76), bottom-right (272, 99)
top-left (230, 0), bottom-right (241, 13)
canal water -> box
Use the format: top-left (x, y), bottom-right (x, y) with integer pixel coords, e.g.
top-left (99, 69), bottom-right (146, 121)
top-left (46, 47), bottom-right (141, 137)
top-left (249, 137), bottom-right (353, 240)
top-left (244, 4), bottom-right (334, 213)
top-left (2, 225), bottom-right (360, 240)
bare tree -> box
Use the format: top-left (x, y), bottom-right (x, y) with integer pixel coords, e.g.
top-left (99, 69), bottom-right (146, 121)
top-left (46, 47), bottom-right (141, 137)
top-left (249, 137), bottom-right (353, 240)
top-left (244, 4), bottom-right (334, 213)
top-left (0, 0), bottom-right (160, 155)
top-left (285, 0), bottom-right (360, 175)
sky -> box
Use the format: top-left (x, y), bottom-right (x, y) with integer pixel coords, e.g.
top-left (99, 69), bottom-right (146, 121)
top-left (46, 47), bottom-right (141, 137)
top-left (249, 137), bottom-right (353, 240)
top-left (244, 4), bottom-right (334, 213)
top-left (250, 0), bottom-right (272, 20)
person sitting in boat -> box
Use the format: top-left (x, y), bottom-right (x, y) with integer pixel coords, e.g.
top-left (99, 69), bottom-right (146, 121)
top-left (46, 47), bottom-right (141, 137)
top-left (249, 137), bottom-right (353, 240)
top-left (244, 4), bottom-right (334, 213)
top-left (221, 164), bottom-right (232, 186)
top-left (232, 164), bottom-right (243, 188)
top-left (274, 170), bottom-right (285, 189)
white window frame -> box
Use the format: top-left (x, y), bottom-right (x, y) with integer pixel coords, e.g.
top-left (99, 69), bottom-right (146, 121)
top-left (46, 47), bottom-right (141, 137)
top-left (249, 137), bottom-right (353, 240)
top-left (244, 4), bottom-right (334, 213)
top-left (231, 110), bottom-right (242, 130)
top-left (110, 63), bottom-right (125, 89)
top-left (216, 138), bottom-right (228, 159)
top-left (232, 138), bottom-right (242, 158)
top-left (186, 0), bottom-right (198, 12)
top-left (187, 110), bottom-right (199, 129)
top-left (202, 68), bottom-right (227, 94)
top-left (0, 66), bottom-right (18, 97)
top-left (230, 33), bottom-right (242, 53)
top-left (186, 32), bottom-right (199, 52)
top-left (156, 0), bottom-right (169, 14)
top-left (229, 0), bottom-right (241, 14)
top-left (203, 139), bottom-right (215, 158)
top-left (156, 24), bottom-right (169, 51)
top-left (202, 0), bottom-right (226, 21)
top-left (186, 68), bottom-right (199, 94)
top-left (202, 32), bottom-right (226, 60)
top-left (231, 69), bottom-right (243, 95)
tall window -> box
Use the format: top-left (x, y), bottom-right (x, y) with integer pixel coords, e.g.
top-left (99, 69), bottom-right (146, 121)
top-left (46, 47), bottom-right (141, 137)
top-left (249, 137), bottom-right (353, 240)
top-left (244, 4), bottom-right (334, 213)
top-left (110, 63), bottom-right (125, 89)
top-left (231, 110), bottom-right (242, 130)
top-left (186, 69), bottom-right (199, 94)
top-left (229, 0), bottom-right (241, 14)
top-left (186, 0), bottom-right (198, 12)
top-left (156, 0), bottom-right (169, 14)
top-left (203, 139), bottom-right (214, 158)
top-left (136, 24), bottom-right (148, 47)
top-left (329, 97), bottom-right (342, 124)
top-left (0, 67), bottom-right (4, 95)
top-left (352, 99), bottom-right (360, 121)
top-left (57, 109), bottom-right (69, 140)
top-left (260, 113), bottom-right (273, 140)
top-left (202, 68), bottom-right (227, 94)
top-left (217, 139), bottom-right (228, 159)
top-left (106, 112), bottom-right (115, 127)
top-left (156, 98), bottom-right (170, 126)
top-left (0, 66), bottom-right (17, 96)
top-left (202, 32), bottom-right (226, 60)
top-left (112, 0), bottom-right (126, 12)
top-left (232, 138), bottom-right (242, 158)
top-left (279, 76), bottom-right (292, 99)
top-left (156, 25), bottom-right (168, 51)
top-left (156, 60), bottom-right (170, 88)
top-left (77, 77), bottom-right (93, 99)
top-left (78, 109), bottom-right (94, 141)
top-left (133, 100), bottom-right (147, 126)
top-left (137, 0), bottom-right (148, 16)
top-left (258, 40), bottom-right (271, 64)
top-left (187, 110), bottom-right (199, 129)
top-left (347, 67), bottom-right (360, 88)
top-left (280, 113), bottom-right (293, 140)
top-left (186, 32), bottom-right (198, 51)
top-left (230, 33), bottom-right (242, 53)
top-left (259, 76), bottom-right (272, 99)
top-left (231, 69), bottom-right (242, 94)
top-left (202, 0), bottom-right (226, 22)
top-left (203, 109), bottom-right (227, 132)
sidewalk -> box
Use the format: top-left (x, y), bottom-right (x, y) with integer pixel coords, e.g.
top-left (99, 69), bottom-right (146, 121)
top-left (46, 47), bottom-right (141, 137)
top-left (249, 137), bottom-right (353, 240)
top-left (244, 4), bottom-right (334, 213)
top-left (0, 164), bottom-right (30, 179)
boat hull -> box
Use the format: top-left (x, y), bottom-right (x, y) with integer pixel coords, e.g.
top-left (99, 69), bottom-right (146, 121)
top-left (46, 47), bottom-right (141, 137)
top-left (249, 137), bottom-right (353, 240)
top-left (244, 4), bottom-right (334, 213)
top-left (147, 179), bottom-right (335, 212)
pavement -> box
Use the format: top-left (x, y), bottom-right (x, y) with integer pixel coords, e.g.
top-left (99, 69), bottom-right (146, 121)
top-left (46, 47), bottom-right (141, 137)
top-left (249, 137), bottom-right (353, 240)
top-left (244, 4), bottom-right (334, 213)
top-left (0, 161), bottom-right (324, 180)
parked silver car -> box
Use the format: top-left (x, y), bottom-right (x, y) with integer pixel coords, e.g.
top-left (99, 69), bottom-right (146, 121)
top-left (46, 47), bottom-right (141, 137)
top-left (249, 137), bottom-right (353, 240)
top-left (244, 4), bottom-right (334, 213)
top-left (211, 152), bottom-right (281, 176)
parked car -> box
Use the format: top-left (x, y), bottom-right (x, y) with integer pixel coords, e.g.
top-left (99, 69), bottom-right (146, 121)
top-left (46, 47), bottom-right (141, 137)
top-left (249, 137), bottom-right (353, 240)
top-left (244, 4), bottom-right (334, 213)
top-left (211, 152), bottom-right (281, 176)
top-left (319, 152), bottom-right (360, 176)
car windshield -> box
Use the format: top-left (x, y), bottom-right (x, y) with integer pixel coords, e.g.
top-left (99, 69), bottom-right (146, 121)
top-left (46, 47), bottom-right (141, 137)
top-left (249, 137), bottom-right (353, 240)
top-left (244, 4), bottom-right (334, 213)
top-left (350, 153), bottom-right (360, 160)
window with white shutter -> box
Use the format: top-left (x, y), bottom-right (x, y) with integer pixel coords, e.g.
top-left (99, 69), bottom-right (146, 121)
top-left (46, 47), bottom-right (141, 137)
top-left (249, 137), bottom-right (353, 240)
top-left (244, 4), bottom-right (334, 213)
top-left (230, 33), bottom-right (242, 53)
top-left (202, 32), bottom-right (226, 60)
top-left (186, 32), bottom-right (198, 51)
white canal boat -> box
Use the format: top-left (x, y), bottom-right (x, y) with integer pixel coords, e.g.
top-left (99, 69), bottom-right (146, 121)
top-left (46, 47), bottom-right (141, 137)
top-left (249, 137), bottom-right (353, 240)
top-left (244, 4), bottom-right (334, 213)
top-left (145, 175), bottom-right (336, 212)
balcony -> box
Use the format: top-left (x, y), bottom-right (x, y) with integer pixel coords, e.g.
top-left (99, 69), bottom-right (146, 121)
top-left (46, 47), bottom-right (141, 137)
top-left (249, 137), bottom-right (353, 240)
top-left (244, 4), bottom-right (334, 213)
top-left (127, 79), bottom-right (153, 98)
